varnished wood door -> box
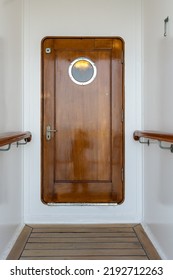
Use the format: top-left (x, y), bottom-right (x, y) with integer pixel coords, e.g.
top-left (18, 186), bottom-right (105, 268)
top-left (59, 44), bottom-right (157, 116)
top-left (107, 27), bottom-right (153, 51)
top-left (41, 37), bottom-right (124, 204)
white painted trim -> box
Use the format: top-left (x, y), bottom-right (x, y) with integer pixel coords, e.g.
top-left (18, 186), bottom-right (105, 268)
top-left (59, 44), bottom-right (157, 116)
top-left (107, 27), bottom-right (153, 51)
top-left (23, 0), bottom-right (32, 222)
top-left (24, 212), bottom-right (140, 225)
top-left (23, 0), bottom-right (143, 224)
top-left (133, 0), bottom-right (143, 223)
top-left (141, 222), bottom-right (167, 260)
top-left (0, 223), bottom-right (25, 260)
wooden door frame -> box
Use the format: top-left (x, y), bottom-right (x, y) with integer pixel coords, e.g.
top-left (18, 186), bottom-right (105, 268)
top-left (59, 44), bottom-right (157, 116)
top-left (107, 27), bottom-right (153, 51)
top-left (41, 36), bottom-right (125, 205)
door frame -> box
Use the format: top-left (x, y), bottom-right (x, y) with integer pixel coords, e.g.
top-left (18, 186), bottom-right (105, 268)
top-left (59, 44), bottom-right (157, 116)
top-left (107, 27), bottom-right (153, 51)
top-left (41, 36), bottom-right (125, 205)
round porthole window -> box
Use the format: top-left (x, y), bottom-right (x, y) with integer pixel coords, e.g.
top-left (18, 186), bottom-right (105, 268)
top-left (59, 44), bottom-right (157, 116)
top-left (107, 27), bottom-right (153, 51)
top-left (68, 57), bottom-right (97, 85)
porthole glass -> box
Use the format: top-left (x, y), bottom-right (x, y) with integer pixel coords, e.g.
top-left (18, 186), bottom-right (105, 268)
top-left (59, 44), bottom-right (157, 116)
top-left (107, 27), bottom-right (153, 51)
top-left (68, 57), bottom-right (97, 85)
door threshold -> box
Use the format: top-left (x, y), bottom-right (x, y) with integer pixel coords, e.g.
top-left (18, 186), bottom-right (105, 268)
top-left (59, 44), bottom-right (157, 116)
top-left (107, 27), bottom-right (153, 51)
top-left (47, 203), bottom-right (118, 206)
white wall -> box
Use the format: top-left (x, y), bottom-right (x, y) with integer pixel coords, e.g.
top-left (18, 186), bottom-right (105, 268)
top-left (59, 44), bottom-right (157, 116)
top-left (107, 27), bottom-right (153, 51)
top-left (24, 0), bottom-right (142, 223)
top-left (0, 0), bottom-right (24, 259)
top-left (142, 0), bottom-right (173, 259)
top-left (1, 0), bottom-right (173, 261)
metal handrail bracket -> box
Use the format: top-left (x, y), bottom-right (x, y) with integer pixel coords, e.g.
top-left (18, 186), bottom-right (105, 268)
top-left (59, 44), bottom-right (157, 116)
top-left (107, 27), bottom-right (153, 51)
top-left (159, 141), bottom-right (173, 153)
top-left (0, 131), bottom-right (32, 152)
top-left (134, 130), bottom-right (173, 153)
top-left (0, 144), bottom-right (11, 152)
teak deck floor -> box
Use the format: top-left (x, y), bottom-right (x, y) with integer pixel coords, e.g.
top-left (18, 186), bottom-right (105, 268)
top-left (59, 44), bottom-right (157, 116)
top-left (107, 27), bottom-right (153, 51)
top-left (7, 224), bottom-right (161, 260)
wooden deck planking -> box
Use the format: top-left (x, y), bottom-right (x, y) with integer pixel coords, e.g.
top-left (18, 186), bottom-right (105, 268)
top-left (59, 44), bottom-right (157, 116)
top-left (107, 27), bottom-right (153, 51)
top-left (134, 225), bottom-right (161, 260)
top-left (22, 249), bottom-right (146, 257)
top-left (29, 232), bottom-right (136, 238)
top-left (25, 242), bottom-right (142, 250)
top-left (28, 237), bottom-right (139, 243)
top-left (6, 226), bottom-right (32, 260)
top-left (20, 255), bottom-right (149, 260)
top-left (6, 224), bottom-right (161, 260)
top-left (32, 227), bottom-right (134, 233)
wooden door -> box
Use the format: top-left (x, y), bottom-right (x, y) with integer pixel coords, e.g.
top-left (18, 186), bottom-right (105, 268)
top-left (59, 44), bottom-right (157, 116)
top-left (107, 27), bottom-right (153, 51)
top-left (41, 37), bottom-right (124, 204)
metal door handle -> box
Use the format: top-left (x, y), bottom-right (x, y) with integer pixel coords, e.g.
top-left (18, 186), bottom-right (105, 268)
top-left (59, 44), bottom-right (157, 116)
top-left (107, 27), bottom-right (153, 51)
top-left (46, 125), bottom-right (57, 141)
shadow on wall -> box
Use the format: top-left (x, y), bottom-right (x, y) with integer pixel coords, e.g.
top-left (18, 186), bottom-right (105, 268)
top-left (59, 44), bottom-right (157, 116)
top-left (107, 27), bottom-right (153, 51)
top-left (160, 152), bottom-right (173, 205)
top-left (0, 38), bottom-right (6, 131)
top-left (148, 222), bottom-right (173, 259)
top-left (158, 38), bottom-right (173, 205)
top-left (158, 38), bottom-right (173, 129)
top-left (2, 0), bottom-right (16, 5)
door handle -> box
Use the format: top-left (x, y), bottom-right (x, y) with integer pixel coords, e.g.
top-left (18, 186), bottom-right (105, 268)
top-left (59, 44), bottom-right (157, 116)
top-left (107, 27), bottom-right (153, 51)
top-left (46, 125), bottom-right (57, 141)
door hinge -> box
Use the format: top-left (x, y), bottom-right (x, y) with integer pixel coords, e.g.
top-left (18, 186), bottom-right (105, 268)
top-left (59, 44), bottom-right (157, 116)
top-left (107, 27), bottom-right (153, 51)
top-left (121, 109), bottom-right (124, 122)
top-left (121, 50), bottom-right (124, 64)
top-left (121, 168), bottom-right (124, 182)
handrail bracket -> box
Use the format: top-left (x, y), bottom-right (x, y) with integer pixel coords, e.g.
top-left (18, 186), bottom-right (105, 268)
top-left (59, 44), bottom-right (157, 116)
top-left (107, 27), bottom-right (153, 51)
top-left (159, 141), bottom-right (173, 153)
top-left (0, 144), bottom-right (11, 152)
top-left (134, 130), bottom-right (173, 153)
top-left (0, 131), bottom-right (32, 152)
top-left (139, 138), bottom-right (150, 145)
top-left (16, 139), bottom-right (28, 147)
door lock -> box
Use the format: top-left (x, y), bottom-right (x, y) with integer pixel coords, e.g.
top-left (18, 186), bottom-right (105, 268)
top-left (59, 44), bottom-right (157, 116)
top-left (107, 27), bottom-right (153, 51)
top-left (46, 125), bottom-right (57, 141)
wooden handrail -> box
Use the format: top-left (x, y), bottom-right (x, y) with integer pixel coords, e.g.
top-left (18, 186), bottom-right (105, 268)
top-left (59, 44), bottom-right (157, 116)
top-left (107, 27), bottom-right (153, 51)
top-left (133, 130), bottom-right (173, 143)
top-left (0, 131), bottom-right (32, 148)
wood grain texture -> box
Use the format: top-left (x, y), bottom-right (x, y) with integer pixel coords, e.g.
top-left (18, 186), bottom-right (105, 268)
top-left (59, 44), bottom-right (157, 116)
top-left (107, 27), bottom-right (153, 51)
top-left (20, 256), bottom-right (148, 260)
top-left (41, 37), bottom-right (124, 204)
top-left (133, 224), bottom-right (161, 260)
top-left (7, 224), bottom-right (161, 260)
top-left (6, 226), bottom-right (32, 260)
